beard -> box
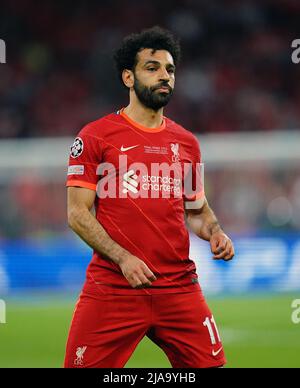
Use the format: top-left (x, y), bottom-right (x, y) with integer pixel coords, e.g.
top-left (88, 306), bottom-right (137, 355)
top-left (133, 76), bottom-right (173, 111)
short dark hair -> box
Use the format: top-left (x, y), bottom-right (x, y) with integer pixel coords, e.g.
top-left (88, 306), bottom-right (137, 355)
top-left (113, 26), bottom-right (181, 85)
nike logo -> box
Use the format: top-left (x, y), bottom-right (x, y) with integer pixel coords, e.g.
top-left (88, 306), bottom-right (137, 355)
top-left (120, 145), bottom-right (139, 152)
top-left (212, 347), bottom-right (223, 357)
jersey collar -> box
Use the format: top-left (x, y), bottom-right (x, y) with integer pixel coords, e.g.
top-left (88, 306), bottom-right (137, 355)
top-left (119, 108), bottom-right (166, 133)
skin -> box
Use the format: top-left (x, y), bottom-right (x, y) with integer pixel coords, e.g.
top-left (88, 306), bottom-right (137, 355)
top-left (68, 48), bottom-right (234, 289)
top-left (67, 187), bottom-right (157, 288)
top-left (122, 49), bottom-right (175, 127)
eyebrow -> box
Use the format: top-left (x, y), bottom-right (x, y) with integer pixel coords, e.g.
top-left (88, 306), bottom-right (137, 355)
top-left (143, 60), bottom-right (176, 70)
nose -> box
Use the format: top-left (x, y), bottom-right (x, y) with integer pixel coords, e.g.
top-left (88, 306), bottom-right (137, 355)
top-left (159, 67), bottom-right (170, 82)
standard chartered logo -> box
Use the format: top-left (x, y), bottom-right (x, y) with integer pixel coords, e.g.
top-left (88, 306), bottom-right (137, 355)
top-left (122, 170), bottom-right (181, 196)
top-left (122, 170), bottom-right (139, 194)
top-left (141, 174), bottom-right (181, 196)
top-left (96, 155), bottom-right (204, 199)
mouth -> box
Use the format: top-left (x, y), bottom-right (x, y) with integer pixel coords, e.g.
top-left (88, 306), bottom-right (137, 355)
top-left (155, 87), bottom-right (171, 93)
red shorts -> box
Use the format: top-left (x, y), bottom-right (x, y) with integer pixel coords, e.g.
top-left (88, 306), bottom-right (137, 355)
top-left (64, 282), bottom-right (226, 368)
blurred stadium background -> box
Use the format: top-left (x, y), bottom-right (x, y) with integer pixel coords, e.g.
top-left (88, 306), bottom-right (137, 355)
top-left (0, 0), bottom-right (300, 368)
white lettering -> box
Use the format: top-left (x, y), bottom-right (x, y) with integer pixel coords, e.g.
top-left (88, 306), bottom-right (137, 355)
top-left (291, 299), bottom-right (300, 324)
top-left (103, 373), bottom-right (138, 386)
top-left (0, 39), bottom-right (6, 63)
top-left (291, 39), bottom-right (300, 64)
top-left (0, 299), bottom-right (6, 323)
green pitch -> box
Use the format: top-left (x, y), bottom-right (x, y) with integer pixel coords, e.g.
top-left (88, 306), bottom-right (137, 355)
top-left (0, 294), bottom-right (299, 368)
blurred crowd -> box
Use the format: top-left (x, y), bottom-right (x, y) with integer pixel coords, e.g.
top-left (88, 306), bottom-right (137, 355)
top-left (0, 165), bottom-right (299, 238)
top-left (1, 0), bottom-right (300, 138)
top-left (1, 0), bottom-right (300, 238)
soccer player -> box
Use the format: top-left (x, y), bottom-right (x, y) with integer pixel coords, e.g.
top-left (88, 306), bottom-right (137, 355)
top-left (64, 26), bottom-right (234, 368)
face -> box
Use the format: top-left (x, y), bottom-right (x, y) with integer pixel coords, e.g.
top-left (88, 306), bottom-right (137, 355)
top-left (125, 49), bottom-right (176, 111)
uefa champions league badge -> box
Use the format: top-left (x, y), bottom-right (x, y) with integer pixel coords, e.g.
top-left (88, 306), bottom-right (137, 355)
top-left (70, 137), bottom-right (84, 158)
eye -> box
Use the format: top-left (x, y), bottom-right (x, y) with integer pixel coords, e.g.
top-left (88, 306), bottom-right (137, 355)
top-left (168, 68), bottom-right (175, 74)
top-left (147, 68), bottom-right (156, 72)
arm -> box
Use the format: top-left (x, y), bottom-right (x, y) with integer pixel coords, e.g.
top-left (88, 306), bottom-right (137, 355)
top-left (67, 186), bottom-right (157, 288)
top-left (185, 197), bottom-right (234, 261)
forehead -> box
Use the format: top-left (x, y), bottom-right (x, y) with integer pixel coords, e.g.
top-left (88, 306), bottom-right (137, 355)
top-left (136, 48), bottom-right (174, 66)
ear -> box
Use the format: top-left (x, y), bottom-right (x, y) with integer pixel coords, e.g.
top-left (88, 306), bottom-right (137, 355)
top-left (122, 69), bottom-right (134, 88)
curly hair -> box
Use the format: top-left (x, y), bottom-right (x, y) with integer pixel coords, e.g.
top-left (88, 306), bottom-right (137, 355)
top-left (113, 26), bottom-right (181, 85)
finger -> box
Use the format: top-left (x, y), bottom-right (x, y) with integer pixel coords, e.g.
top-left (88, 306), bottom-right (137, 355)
top-left (212, 241), bottom-right (228, 256)
top-left (138, 273), bottom-right (152, 287)
top-left (210, 239), bottom-right (219, 254)
top-left (217, 246), bottom-right (234, 261)
top-left (213, 253), bottom-right (226, 260)
top-left (217, 238), bottom-right (227, 251)
top-left (143, 265), bottom-right (157, 282)
top-left (224, 247), bottom-right (235, 261)
top-left (213, 247), bottom-right (231, 260)
top-left (211, 238), bottom-right (227, 254)
top-left (127, 273), bottom-right (143, 288)
top-left (223, 254), bottom-right (234, 261)
top-left (132, 279), bottom-right (143, 288)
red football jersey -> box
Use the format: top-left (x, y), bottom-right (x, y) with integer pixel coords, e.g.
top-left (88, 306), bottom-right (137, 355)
top-left (66, 108), bottom-right (205, 295)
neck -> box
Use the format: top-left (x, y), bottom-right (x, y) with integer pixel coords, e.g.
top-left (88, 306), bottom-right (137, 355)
top-left (123, 94), bottom-right (164, 128)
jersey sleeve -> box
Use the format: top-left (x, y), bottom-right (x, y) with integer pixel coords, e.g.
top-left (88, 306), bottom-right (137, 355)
top-left (183, 135), bottom-right (205, 210)
top-left (66, 125), bottom-right (102, 191)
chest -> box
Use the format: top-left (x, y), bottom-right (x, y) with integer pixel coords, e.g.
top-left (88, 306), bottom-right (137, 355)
top-left (102, 130), bottom-right (192, 168)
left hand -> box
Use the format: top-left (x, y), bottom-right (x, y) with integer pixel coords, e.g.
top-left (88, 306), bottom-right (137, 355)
top-left (210, 231), bottom-right (234, 261)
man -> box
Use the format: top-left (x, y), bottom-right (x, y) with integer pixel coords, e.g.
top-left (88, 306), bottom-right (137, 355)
top-left (64, 26), bottom-right (234, 368)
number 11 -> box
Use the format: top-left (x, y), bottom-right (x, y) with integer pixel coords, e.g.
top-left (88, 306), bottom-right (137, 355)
top-left (203, 316), bottom-right (221, 345)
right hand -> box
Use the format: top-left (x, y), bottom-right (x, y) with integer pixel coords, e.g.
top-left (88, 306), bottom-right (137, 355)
top-left (118, 255), bottom-right (157, 288)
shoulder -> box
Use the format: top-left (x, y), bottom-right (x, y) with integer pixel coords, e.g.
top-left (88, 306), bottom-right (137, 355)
top-left (78, 111), bottom-right (122, 138)
top-left (165, 116), bottom-right (200, 147)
